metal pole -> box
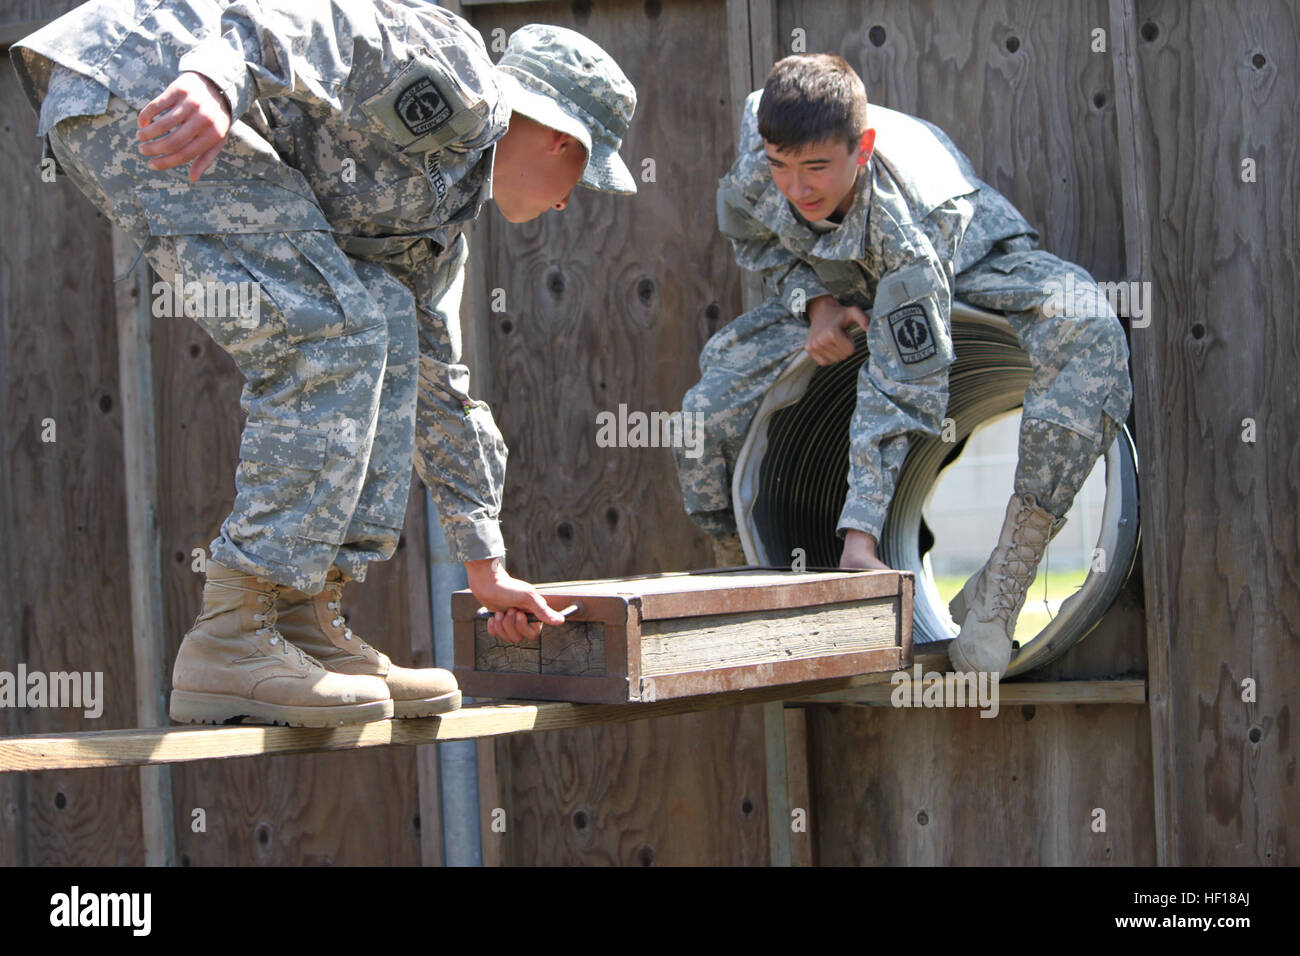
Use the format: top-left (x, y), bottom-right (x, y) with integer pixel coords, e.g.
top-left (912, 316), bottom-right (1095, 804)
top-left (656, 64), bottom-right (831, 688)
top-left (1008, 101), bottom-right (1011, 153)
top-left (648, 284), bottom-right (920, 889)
top-left (425, 490), bottom-right (482, 867)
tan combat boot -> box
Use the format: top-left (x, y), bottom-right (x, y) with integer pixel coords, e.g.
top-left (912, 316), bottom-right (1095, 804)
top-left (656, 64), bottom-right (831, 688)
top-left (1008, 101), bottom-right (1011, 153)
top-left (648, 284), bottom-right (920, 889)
top-left (947, 493), bottom-right (1067, 675)
top-left (275, 568), bottom-right (462, 718)
top-left (169, 560), bottom-right (394, 727)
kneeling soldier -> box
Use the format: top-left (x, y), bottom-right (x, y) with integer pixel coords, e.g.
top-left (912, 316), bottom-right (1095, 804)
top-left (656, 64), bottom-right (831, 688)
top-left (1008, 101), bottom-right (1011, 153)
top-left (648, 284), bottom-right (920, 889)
top-left (675, 54), bottom-right (1130, 677)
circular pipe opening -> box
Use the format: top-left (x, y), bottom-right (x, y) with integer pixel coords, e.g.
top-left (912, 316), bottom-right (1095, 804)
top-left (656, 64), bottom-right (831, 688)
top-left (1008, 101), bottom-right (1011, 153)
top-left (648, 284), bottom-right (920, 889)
top-left (734, 302), bottom-right (1139, 677)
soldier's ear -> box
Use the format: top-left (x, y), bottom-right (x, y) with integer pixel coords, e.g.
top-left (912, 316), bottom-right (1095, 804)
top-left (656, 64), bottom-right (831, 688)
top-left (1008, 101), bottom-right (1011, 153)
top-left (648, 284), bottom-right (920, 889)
top-left (857, 128), bottom-right (876, 166)
top-left (550, 129), bottom-right (583, 156)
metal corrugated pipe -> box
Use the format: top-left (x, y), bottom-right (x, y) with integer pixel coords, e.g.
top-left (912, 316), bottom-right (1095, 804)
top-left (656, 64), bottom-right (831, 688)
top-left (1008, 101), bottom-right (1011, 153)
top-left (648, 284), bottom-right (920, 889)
top-left (734, 303), bottom-right (1139, 677)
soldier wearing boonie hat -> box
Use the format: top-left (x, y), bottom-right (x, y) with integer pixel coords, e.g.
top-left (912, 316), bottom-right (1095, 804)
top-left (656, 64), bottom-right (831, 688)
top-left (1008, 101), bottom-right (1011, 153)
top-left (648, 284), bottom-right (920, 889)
top-left (494, 24), bottom-right (637, 195)
top-left (10, 2), bottom-right (640, 728)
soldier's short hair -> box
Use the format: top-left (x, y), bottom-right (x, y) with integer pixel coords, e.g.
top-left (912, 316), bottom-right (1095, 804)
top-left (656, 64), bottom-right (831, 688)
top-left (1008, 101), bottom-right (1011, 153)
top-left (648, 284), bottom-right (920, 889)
top-left (758, 54), bottom-right (868, 152)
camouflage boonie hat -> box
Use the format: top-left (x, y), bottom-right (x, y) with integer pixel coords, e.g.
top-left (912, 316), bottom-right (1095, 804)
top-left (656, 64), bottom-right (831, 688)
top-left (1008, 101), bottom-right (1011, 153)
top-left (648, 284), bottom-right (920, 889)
top-left (494, 24), bottom-right (637, 194)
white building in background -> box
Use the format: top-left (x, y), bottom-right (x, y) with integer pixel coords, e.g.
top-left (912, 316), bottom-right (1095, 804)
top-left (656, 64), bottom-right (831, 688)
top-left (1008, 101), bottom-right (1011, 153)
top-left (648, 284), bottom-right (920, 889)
top-left (923, 412), bottom-right (1105, 577)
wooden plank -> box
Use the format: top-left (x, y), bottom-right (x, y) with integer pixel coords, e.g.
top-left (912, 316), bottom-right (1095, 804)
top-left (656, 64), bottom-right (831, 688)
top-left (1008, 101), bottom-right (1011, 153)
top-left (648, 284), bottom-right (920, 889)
top-left (112, 224), bottom-right (176, 868)
top-left (638, 647), bottom-right (904, 700)
top-left (416, 743), bottom-right (442, 866)
top-left (637, 570), bottom-right (904, 618)
top-left (726, 0), bottom-right (753, 146)
top-left (763, 700), bottom-right (791, 866)
top-left (0, 50), bottom-right (22, 866)
top-left (796, 678), bottom-right (1147, 706)
top-left (512, 566), bottom-right (878, 592)
top-left (748, 0), bottom-right (779, 82)
top-left (402, 489), bottom-right (444, 867)
top-left (807, 698), bottom-right (1156, 864)
top-left (454, 671), bottom-right (635, 704)
top-left (0, 662), bottom-right (944, 773)
top-left (475, 737), bottom-right (503, 866)
top-left (1108, 0), bottom-right (1174, 869)
top-left (783, 707), bottom-right (813, 866)
top-left (727, 0), bottom-right (777, 312)
top-left (639, 601), bottom-right (900, 675)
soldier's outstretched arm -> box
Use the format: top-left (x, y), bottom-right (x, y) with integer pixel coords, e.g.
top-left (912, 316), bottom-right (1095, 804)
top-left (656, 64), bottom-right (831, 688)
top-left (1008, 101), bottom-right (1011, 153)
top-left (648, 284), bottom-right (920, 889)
top-left (415, 363), bottom-right (562, 644)
top-left (404, 245), bottom-right (565, 644)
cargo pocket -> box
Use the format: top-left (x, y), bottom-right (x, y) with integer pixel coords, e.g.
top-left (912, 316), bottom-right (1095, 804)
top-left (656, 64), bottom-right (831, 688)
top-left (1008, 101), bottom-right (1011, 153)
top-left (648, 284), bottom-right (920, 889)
top-left (985, 250), bottom-right (1044, 277)
top-left (237, 422), bottom-right (344, 557)
top-left (955, 249), bottom-right (1067, 313)
top-left (135, 179), bottom-right (331, 236)
top-left (868, 259), bottom-right (956, 382)
top-left (136, 179), bottom-right (381, 343)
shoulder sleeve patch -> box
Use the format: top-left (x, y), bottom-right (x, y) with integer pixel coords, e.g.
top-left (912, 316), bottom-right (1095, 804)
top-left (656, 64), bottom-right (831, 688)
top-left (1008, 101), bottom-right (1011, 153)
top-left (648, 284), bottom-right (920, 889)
top-left (359, 55), bottom-right (484, 153)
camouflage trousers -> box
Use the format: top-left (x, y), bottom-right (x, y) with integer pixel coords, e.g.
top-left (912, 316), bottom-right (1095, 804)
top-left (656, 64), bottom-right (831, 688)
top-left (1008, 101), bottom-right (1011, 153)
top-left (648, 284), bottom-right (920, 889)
top-left (676, 244), bottom-right (1132, 541)
top-left (48, 93), bottom-right (502, 594)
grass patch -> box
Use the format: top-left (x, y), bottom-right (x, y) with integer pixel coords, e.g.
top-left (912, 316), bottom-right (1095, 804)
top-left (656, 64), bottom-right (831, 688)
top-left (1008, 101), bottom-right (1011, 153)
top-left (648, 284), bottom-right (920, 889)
top-left (933, 568), bottom-right (1091, 641)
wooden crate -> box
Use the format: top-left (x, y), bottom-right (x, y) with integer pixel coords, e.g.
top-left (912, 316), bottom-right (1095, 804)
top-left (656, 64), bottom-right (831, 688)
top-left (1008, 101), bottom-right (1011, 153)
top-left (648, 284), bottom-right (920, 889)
top-left (451, 569), bottom-right (913, 704)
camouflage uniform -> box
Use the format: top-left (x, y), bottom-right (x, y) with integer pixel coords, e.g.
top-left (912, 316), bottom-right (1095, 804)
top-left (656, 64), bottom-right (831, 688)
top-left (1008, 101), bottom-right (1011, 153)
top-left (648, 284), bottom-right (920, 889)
top-left (10, 2), bottom-right (580, 594)
top-left (676, 91), bottom-right (1132, 541)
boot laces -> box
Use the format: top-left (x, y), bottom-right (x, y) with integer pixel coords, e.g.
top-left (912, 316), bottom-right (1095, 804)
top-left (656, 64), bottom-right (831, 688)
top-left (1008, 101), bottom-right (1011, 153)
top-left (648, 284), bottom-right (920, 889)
top-left (989, 512), bottom-right (1054, 621)
top-left (210, 576), bottom-right (312, 667)
top-left (325, 580), bottom-right (373, 653)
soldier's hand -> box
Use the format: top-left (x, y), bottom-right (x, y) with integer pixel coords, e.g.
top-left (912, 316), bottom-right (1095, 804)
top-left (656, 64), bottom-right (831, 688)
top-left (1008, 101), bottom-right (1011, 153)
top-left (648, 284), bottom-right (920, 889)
top-left (839, 530), bottom-right (892, 571)
top-left (806, 296), bottom-right (869, 366)
top-left (137, 71), bottom-right (233, 182)
top-left (465, 557), bottom-right (566, 644)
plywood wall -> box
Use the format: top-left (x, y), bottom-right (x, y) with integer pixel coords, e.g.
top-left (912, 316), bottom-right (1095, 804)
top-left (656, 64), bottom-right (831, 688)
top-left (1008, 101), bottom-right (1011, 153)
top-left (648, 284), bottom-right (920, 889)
top-left (0, 68), bottom-right (144, 864)
top-left (1122, 0), bottom-right (1297, 865)
top-left (2, 0), bottom-right (1293, 866)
